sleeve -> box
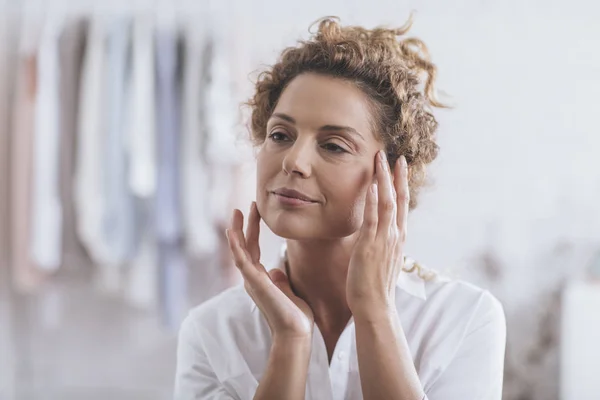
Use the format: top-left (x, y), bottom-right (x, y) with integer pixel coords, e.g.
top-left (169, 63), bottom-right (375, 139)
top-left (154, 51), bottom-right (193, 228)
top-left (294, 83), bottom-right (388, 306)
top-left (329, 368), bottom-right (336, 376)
top-left (424, 291), bottom-right (507, 400)
top-left (174, 314), bottom-right (237, 400)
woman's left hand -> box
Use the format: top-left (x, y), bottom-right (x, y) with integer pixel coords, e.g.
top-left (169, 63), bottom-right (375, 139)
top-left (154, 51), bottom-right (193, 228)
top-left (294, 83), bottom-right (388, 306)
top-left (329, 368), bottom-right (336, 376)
top-left (346, 150), bottom-right (409, 318)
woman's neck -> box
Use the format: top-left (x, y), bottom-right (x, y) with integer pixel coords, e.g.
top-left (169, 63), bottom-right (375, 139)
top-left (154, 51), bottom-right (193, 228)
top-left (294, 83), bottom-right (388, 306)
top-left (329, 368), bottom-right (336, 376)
top-left (284, 235), bottom-right (358, 333)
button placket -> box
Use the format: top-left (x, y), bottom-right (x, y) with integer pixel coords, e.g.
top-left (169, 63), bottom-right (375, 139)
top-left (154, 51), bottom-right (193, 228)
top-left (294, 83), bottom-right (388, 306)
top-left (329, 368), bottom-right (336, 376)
top-left (329, 325), bottom-right (353, 400)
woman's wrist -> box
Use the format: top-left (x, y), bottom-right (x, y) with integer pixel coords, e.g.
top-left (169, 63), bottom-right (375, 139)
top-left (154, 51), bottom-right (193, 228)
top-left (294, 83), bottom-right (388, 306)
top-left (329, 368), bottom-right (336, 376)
top-left (352, 302), bottom-right (398, 326)
top-left (272, 332), bottom-right (313, 352)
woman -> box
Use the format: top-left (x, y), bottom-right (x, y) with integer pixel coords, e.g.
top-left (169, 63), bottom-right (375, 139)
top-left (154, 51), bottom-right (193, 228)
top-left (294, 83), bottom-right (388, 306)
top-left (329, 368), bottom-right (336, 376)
top-left (175, 16), bottom-right (506, 400)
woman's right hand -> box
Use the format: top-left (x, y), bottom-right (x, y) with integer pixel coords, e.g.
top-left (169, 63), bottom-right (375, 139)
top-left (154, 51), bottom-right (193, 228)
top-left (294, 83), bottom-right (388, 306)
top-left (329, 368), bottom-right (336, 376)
top-left (226, 202), bottom-right (314, 341)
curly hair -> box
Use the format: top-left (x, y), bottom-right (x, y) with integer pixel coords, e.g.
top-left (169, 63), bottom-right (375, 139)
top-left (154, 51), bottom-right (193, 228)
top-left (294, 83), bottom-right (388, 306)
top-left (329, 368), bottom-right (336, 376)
top-left (247, 15), bottom-right (448, 210)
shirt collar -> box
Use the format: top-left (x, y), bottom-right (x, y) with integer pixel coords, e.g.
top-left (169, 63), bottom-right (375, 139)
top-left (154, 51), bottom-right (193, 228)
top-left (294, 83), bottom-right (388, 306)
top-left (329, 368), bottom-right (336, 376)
top-left (397, 256), bottom-right (428, 300)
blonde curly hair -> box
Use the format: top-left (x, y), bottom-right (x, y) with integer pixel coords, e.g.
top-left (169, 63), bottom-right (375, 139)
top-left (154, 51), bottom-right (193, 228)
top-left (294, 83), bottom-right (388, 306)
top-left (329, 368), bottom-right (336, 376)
top-left (246, 15), bottom-right (447, 211)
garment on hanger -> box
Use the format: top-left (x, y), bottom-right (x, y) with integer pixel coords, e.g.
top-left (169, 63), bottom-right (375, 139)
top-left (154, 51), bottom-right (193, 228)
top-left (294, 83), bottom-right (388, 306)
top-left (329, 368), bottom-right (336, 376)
top-left (0, 11), bottom-right (17, 269)
top-left (155, 25), bottom-right (187, 329)
top-left (57, 17), bottom-right (89, 270)
top-left (201, 26), bottom-right (244, 283)
top-left (155, 27), bottom-right (182, 244)
top-left (102, 16), bottom-right (138, 267)
top-left (181, 18), bottom-right (216, 257)
top-left (10, 18), bottom-right (42, 291)
top-left (30, 14), bottom-right (63, 272)
top-left (123, 13), bottom-right (158, 309)
top-left (74, 15), bottom-right (112, 267)
top-left (201, 30), bottom-right (238, 245)
top-left (127, 13), bottom-right (156, 199)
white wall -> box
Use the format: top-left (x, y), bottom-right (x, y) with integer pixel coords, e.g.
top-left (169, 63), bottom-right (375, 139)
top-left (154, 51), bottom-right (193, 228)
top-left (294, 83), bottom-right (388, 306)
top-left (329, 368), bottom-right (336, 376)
top-left (236, 2), bottom-right (600, 398)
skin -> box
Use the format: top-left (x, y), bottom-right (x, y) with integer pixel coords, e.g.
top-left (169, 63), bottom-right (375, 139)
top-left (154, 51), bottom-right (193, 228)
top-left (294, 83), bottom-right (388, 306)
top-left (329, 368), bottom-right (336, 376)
top-left (226, 73), bottom-right (425, 400)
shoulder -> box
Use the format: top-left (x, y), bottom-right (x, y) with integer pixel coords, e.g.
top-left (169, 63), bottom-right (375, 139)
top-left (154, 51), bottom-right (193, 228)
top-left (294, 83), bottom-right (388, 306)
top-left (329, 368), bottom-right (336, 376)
top-left (177, 285), bottom-right (268, 386)
top-left (401, 271), bottom-right (506, 371)
top-left (179, 284), bottom-right (267, 353)
top-left (190, 284), bottom-right (252, 319)
top-left (416, 273), bottom-right (506, 353)
top-left (425, 274), bottom-right (505, 328)
top-left (183, 284), bottom-right (255, 334)
top-left (401, 259), bottom-right (505, 329)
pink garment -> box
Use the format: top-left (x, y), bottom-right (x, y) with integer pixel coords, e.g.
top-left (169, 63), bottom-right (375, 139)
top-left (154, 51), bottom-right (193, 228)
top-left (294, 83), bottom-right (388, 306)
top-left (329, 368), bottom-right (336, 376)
top-left (10, 52), bottom-right (44, 291)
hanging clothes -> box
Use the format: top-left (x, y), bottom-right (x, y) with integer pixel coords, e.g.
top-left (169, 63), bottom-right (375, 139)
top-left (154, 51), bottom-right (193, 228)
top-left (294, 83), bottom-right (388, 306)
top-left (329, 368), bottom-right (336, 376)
top-left (102, 16), bottom-right (138, 266)
top-left (155, 25), bottom-right (188, 329)
top-left (74, 15), bottom-right (112, 267)
top-left (181, 17), bottom-right (217, 257)
top-left (57, 17), bottom-right (89, 270)
top-left (203, 33), bottom-right (240, 231)
top-left (123, 13), bottom-right (158, 309)
top-left (30, 14), bottom-right (64, 272)
top-left (0, 11), bottom-right (17, 269)
top-left (201, 19), bottom-right (246, 286)
top-left (155, 28), bottom-right (183, 244)
top-left (127, 13), bottom-right (157, 199)
top-left (10, 17), bottom-right (43, 291)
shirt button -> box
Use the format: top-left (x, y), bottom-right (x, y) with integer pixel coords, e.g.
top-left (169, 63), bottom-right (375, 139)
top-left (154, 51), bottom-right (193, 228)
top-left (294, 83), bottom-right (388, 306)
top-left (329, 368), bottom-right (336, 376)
top-left (338, 351), bottom-right (345, 360)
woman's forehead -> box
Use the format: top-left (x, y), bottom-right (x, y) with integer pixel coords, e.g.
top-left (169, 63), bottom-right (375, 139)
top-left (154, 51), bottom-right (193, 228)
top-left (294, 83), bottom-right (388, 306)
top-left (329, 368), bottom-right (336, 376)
top-left (272, 73), bottom-right (375, 137)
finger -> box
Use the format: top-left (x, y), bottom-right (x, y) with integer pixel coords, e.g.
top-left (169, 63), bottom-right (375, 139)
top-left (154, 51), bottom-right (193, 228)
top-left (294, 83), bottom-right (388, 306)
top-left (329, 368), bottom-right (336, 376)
top-left (229, 209), bottom-right (254, 270)
top-left (245, 202), bottom-right (261, 264)
top-left (231, 208), bottom-right (244, 236)
top-left (359, 182), bottom-right (378, 241)
top-left (376, 150), bottom-right (397, 238)
top-left (395, 156), bottom-right (410, 241)
top-left (227, 227), bottom-right (269, 286)
top-left (231, 208), bottom-right (250, 253)
top-left (230, 209), bottom-right (269, 276)
top-left (268, 268), bottom-right (296, 300)
top-left (226, 227), bottom-right (252, 274)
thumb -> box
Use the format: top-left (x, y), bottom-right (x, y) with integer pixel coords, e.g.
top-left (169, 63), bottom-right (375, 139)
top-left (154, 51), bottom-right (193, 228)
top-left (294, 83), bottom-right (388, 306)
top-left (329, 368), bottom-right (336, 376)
top-left (269, 269), bottom-right (296, 298)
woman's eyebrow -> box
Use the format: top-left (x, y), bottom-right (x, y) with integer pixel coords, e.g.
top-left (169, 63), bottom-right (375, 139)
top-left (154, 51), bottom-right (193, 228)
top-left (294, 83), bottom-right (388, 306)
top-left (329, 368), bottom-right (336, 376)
top-left (270, 112), bottom-right (365, 141)
top-left (319, 125), bottom-right (365, 141)
top-left (271, 113), bottom-right (296, 124)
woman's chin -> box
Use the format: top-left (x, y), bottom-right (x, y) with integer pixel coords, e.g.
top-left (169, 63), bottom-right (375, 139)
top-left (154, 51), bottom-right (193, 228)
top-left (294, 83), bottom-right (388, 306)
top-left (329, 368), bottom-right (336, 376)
top-left (269, 224), bottom-right (314, 240)
top-left (263, 216), bottom-right (318, 240)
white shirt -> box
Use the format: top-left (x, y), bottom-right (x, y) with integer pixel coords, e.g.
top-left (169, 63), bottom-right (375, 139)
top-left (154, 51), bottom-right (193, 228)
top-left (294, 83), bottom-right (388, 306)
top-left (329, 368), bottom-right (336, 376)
top-left (74, 15), bottom-right (112, 266)
top-left (126, 13), bottom-right (156, 199)
top-left (30, 14), bottom-right (63, 271)
top-left (175, 256), bottom-right (506, 400)
top-left (180, 17), bottom-right (218, 257)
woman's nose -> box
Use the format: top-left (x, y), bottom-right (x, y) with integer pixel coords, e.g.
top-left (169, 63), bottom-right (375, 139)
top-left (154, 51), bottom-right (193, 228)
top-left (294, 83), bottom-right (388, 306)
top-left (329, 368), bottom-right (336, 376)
top-left (282, 140), bottom-right (313, 178)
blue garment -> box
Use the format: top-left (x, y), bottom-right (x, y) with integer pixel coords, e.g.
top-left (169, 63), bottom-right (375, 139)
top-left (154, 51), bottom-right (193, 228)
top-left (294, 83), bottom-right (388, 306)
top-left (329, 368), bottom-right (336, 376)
top-left (103, 17), bottom-right (138, 266)
top-left (155, 29), bottom-right (182, 243)
top-left (155, 27), bottom-right (187, 329)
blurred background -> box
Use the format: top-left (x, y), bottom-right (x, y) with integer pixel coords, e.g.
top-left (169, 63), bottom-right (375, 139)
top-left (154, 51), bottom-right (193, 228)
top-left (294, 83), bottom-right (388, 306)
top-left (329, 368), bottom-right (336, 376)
top-left (1, 0), bottom-right (600, 399)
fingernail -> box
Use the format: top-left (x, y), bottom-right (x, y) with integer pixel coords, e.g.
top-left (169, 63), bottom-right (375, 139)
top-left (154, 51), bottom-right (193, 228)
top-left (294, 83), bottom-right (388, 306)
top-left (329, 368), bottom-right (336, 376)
top-left (225, 229), bottom-right (229, 239)
top-left (379, 151), bottom-right (389, 170)
top-left (402, 155), bottom-right (408, 169)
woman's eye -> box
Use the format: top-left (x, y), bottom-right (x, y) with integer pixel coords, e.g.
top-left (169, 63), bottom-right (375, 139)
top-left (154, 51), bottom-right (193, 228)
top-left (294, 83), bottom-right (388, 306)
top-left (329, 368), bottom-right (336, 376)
top-left (322, 143), bottom-right (347, 153)
top-left (268, 132), bottom-right (289, 142)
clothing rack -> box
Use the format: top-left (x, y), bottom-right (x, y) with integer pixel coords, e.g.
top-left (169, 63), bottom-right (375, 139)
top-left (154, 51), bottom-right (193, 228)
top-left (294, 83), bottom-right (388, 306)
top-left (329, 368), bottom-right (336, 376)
top-left (0, 5), bottom-right (253, 327)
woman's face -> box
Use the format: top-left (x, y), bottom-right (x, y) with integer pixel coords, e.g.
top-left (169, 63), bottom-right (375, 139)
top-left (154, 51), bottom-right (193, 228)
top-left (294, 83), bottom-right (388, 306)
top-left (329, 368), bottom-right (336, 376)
top-left (256, 73), bottom-right (384, 240)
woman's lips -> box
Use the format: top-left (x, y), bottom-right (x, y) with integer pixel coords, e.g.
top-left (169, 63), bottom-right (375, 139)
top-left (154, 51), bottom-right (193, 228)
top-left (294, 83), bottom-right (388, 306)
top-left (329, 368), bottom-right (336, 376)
top-left (272, 192), bottom-right (317, 207)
